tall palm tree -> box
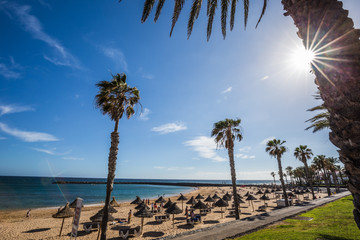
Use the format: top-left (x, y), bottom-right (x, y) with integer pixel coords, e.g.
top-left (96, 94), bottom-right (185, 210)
top-left (313, 155), bottom-right (331, 197)
top-left (270, 172), bottom-right (276, 186)
top-left (285, 166), bottom-right (293, 185)
top-left (294, 145), bottom-right (316, 199)
top-left (211, 118), bottom-right (243, 220)
top-left (131, 0), bottom-right (360, 228)
top-left (326, 157), bottom-right (340, 192)
top-left (266, 139), bottom-right (289, 206)
top-left (95, 73), bottom-right (140, 240)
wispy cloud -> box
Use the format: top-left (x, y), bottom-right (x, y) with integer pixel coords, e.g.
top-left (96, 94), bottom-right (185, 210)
top-left (0, 122), bottom-right (58, 142)
top-left (0, 104), bottom-right (34, 116)
top-left (139, 108), bottom-right (150, 121)
top-left (154, 166), bottom-right (165, 169)
top-left (100, 46), bottom-right (128, 71)
top-left (62, 156), bottom-right (84, 161)
top-left (0, 63), bottom-right (20, 79)
top-left (137, 67), bottom-right (154, 80)
top-left (32, 147), bottom-right (56, 155)
top-left (238, 146), bottom-right (251, 153)
top-left (1, 2), bottom-right (80, 68)
top-left (261, 76), bottom-right (269, 81)
top-left (152, 122), bottom-right (187, 134)
top-left (221, 87), bottom-right (232, 94)
top-left (184, 136), bottom-right (226, 162)
top-left (0, 136), bottom-right (6, 140)
top-left (260, 136), bottom-right (276, 145)
top-left (237, 170), bottom-right (272, 180)
top-left (235, 153), bottom-right (256, 159)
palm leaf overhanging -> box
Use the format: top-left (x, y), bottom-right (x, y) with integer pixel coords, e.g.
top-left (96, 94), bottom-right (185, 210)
top-left (305, 92), bottom-right (330, 133)
top-left (122, 0), bottom-right (267, 40)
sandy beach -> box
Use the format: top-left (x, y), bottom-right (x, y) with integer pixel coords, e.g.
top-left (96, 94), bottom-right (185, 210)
top-left (0, 186), bottom-right (329, 239)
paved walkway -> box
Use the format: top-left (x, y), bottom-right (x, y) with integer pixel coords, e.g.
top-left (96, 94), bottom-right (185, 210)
top-left (160, 191), bottom-right (351, 240)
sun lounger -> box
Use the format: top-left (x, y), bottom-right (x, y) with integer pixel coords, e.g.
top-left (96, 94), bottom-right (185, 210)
top-left (258, 205), bottom-right (266, 211)
top-left (119, 226), bottom-right (141, 239)
top-left (83, 222), bottom-right (100, 233)
top-left (155, 214), bottom-right (170, 223)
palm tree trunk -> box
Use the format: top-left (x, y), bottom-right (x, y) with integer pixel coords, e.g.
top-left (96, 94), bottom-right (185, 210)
top-left (303, 161), bottom-right (316, 199)
top-left (282, 0), bottom-right (360, 229)
top-left (331, 171), bottom-right (340, 192)
top-left (322, 168), bottom-right (332, 197)
top-left (276, 155), bottom-right (289, 206)
top-left (339, 170), bottom-right (344, 185)
top-left (227, 133), bottom-right (240, 220)
top-left (100, 131), bottom-right (119, 240)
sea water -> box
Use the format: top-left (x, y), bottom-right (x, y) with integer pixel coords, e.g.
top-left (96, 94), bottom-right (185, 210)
top-left (0, 176), bottom-right (274, 210)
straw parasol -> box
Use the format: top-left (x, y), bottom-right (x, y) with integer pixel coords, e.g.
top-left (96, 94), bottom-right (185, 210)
top-left (69, 198), bottom-right (84, 208)
top-left (246, 194), bottom-right (257, 211)
top-left (155, 196), bottom-right (166, 204)
top-left (195, 193), bottom-right (205, 200)
top-left (259, 194), bottom-right (270, 205)
top-left (90, 211), bottom-right (115, 222)
top-left (52, 203), bottom-right (74, 236)
top-left (222, 194), bottom-right (231, 202)
top-left (233, 198), bottom-right (245, 204)
top-left (212, 193), bottom-right (220, 199)
top-left (177, 194), bottom-right (188, 210)
top-left (186, 196), bottom-right (196, 206)
top-left (244, 191), bottom-right (250, 197)
top-left (165, 203), bottom-right (182, 228)
top-left (264, 189), bottom-right (270, 194)
top-left (134, 206), bottom-right (154, 234)
top-left (97, 205), bottom-right (118, 214)
top-left (204, 195), bottom-right (215, 203)
top-left (163, 199), bottom-right (173, 209)
top-left (131, 196), bottom-right (142, 205)
top-left (214, 198), bottom-right (229, 218)
top-left (193, 200), bottom-right (208, 214)
top-left (135, 201), bottom-right (150, 210)
top-left (256, 189), bottom-right (264, 195)
top-left (110, 196), bottom-right (120, 207)
top-left (287, 192), bottom-right (295, 198)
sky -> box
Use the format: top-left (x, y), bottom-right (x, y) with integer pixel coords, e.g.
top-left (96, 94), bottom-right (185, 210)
top-left (1, 0), bottom-right (359, 180)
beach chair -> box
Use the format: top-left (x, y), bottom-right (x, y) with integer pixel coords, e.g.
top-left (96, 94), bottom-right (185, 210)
top-left (83, 222), bottom-right (100, 233)
top-left (129, 226), bottom-right (141, 237)
top-left (258, 205), bottom-right (266, 211)
top-left (155, 214), bottom-right (170, 223)
top-left (119, 229), bottom-right (129, 239)
top-left (186, 218), bottom-right (195, 226)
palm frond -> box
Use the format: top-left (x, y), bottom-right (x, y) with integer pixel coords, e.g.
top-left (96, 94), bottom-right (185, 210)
top-left (229, 0), bottom-right (236, 31)
top-left (142, 0), bottom-right (156, 23)
top-left (243, 0), bottom-right (249, 29)
top-left (188, 0), bottom-right (203, 39)
top-left (154, 0), bottom-right (166, 22)
top-left (221, 0), bottom-right (229, 39)
top-left (305, 120), bottom-right (330, 133)
top-left (307, 104), bottom-right (326, 112)
top-left (170, 0), bottom-right (185, 37)
top-left (207, 0), bottom-right (217, 41)
top-left (255, 0), bottom-right (267, 28)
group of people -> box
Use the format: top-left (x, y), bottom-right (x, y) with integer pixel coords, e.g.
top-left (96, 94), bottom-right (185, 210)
top-left (151, 202), bottom-right (163, 213)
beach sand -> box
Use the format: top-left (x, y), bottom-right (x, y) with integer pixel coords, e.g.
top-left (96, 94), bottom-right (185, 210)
top-left (0, 186), bottom-right (328, 239)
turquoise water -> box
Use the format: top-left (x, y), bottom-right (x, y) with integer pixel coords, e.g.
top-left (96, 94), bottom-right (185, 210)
top-left (0, 176), bottom-right (274, 210)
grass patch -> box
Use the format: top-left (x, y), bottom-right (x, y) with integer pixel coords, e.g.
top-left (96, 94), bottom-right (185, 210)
top-left (234, 196), bottom-right (359, 240)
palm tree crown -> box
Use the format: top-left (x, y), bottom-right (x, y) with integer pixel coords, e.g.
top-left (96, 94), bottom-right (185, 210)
top-left (265, 139), bottom-right (287, 158)
top-left (294, 145), bottom-right (313, 164)
top-left (211, 118), bottom-right (242, 149)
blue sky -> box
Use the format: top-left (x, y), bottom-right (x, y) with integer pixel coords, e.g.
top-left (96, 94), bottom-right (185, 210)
top-left (1, 0), bottom-right (359, 180)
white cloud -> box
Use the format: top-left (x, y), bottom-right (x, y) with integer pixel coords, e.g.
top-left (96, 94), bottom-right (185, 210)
top-left (152, 122), bottom-right (187, 134)
top-left (0, 122), bottom-right (58, 142)
top-left (32, 147), bottom-right (56, 155)
top-left (238, 146), bottom-right (251, 153)
top-left (0, 63), bottom-right (21, 79)
top-left (237, 170), bottom-right (273, 180)
top-left (100, 46), bottom-right (128, 71)
top-left (184, 136), bottom-right (226, 162)
top-left (221, 87), bottom-right (232, 94)
top-left (0, 104), bottom-right (34, 116)
top-left (1, 2), bottom-right (80, 68)
top-left (139, 108), bottom-right (150, 121)
top-left (62, 156), bottom-right (84, 161)
top-left (261, 75), bottom-right (269, 81)
top-left (154, 166), bottom-right (165, 169)
top-left (260, 136), bottom-right (276, 145)
top-left (235, 153), bottom-right (256, 159)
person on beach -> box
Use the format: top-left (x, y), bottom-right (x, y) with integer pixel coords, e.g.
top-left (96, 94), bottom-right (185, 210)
top-left (26, 209), bottom-right (31, 218)
top-left (151, 203), bottom-right (154, 212)
top-left (190, 209), bottom-right (195, 220)
top-left (185, 206), bottom-right (188, 219)
top-left (128, 209), bottom-right (132, 224)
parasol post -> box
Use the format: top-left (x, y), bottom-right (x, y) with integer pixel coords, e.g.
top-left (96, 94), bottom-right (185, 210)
top-left (173, 214), bottom-right (175, 228)
top-left (59, 218), bottom-right (65, 236)
top-left (221, 207), bottom-right (223, 218)
top-left (251, 201), bottom-right (254, 212)
top-left (141, 217), bottom-right (144, 234)
top-left (97, 224), bottom-right (101, 240)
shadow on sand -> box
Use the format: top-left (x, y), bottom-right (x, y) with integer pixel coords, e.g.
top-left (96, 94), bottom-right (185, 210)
top-left (23, 228), bottom-right (51, 233)
top-left (143, 231), bottom-right (165, 238)
top-left (177, 224), bottom-right (194, 230)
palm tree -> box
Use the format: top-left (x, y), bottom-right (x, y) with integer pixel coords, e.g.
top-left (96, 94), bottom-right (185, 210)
top-left (270, 172), bottom-right (276, 186)
top-left (294, 145), bottom-right (316, 199)
top-left (313, 155), bottom-right (331, 197)
top-left (132, 0), bottom-right (360, 228)
top-left (211, 118), bottom-right (243, 220)
top-left (285, 166), bottom-right (293, 185)
top-left (284, 173), bottom-right (288, 185)
top-left (305, 92), bottom-right (330, 133)
top-left (95, 73), bottom-right (140, 240)
top-left (266, 139), bottom-right (289, 206)
top-left (326, 157), bottom-right (340, 192)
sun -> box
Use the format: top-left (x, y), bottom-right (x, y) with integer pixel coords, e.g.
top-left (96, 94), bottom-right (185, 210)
top-left (289, 46), bottom-right (315, 72)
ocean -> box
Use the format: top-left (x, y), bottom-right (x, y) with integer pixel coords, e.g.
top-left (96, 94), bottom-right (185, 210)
top-left (0, 176), bottom-right (274, 210)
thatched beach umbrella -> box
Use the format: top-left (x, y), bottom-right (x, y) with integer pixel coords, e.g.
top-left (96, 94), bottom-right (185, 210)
top-left (186, 196), bottom-right (196, 206)
top-left (110, 196), bottom-right (120, 207)
top-left (212, 193), bottom-right (220, 200)
top-left (166, 203), bottom-right (182, 228)
top-left (260, 194), bottom-right (270, 205)
top-left (163, 199), bottom-right (173, 209)
top-left (222, 194), bottom-right (231, 202)
top-left (224, 192), bottom-right (232, 198)
top-left (287, 192), bottom-right (295, 198)
top-left (135, 201), bottom-right (149, 210)
top-left (244, 191), bottom-right (250, 197)
top-left (134, 206), bottom-right (153, 234)
top-left (131, 196), bottom-right (142, 205)
top-left (195, 193), bottom-right (204, 200)
top-left (256, 189), bottom-right (264, 195)
top-left (204, 195), bottom-right (215, 203)
top-left (264, 189), bottom-right (270, 194)
top-left (193, 200), bottom-right (208, 215)
top-left (214, 198), bottom-right (228, 218)
top-left (177, 194), bottom-right (188, 210)
top-left (246, 194), bottom-right (257, 211)
top-left (69, 198), bottom-right (84, 208)
top-left (90, 211), bottom-right (115, 222)
top-left (52, 203), bottom-right (74, 236)
top-left (98, 205), bottom-right (118, 214)
top-left (155, 196), bottom-right (166, 204)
